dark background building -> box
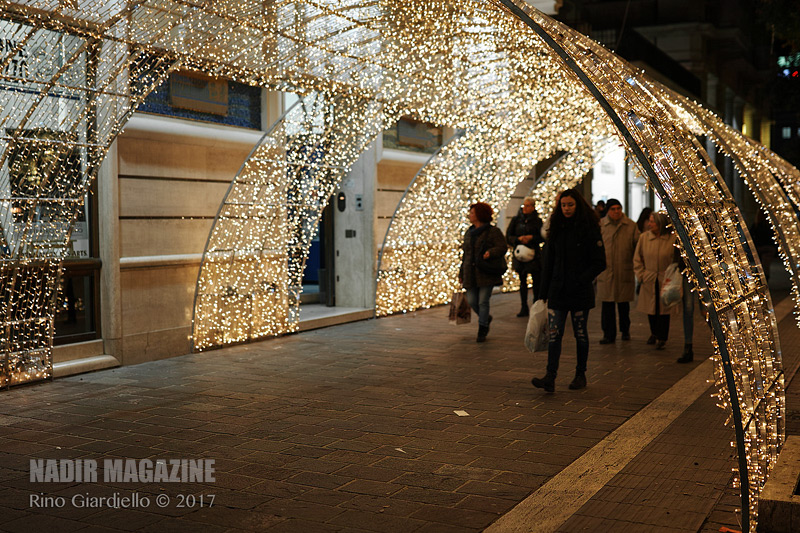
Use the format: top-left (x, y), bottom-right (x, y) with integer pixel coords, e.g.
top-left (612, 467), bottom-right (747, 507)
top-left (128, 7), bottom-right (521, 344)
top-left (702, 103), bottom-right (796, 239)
top-left (554, 0), bottom-right (800, 218)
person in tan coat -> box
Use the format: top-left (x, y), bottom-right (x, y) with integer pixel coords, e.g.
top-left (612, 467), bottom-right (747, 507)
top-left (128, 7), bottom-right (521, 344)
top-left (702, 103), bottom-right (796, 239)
top-left (596, 199), bottom-right (640, 344)
top-left (634, 212), bottom-right (678, 349)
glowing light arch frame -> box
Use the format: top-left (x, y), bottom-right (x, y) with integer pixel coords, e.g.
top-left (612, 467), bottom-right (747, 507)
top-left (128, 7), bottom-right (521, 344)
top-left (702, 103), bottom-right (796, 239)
top-left (0, 5), bottom-right (180, 387)
top-left (496, 1), bottom-right (782, 528)
top-left (0, 3), bottom-right (791, 529)
top-left (193, 90), bottom-right (391, 349)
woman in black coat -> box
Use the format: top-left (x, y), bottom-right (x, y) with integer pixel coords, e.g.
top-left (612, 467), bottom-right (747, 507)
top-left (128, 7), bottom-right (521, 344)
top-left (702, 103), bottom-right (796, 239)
top-left (531, 189), bottom-right (606, 392)
top-left (459, 202), bottom-right (507, 342)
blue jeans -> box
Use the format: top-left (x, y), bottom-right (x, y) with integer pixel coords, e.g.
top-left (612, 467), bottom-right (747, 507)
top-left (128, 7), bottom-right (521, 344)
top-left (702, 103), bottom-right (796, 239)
top-left (465, 286), bottom-right (493, 327)
top-left (547, 308), bottom-right (589, 377)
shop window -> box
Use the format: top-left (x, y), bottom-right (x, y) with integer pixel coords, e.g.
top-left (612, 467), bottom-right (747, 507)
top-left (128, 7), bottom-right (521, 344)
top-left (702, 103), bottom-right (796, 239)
top-left (3, 127), bottom-right (100, 344)
top-left (54, 190), bottom-right (99, 345)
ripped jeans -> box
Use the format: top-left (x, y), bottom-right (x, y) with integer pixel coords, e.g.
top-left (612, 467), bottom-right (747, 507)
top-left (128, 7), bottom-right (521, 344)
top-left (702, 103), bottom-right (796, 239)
top-left (547, 308), bottom-right (590, 378)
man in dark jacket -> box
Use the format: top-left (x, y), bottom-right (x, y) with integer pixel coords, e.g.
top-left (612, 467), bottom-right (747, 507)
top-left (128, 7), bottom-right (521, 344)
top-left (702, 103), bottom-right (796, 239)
top-left (505, 197), bottom-right (544, 317)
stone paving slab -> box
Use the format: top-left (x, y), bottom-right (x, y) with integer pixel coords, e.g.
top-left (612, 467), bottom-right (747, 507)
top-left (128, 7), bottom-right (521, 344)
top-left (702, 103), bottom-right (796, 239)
top-left (0, 291), bottom-right (790, 532)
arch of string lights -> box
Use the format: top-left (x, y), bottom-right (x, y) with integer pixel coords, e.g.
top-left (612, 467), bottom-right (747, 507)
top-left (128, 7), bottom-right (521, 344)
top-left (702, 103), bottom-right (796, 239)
top-left (192, 91), bottom-right (392, 349)
top-left (493, 3), bottom-right (787, 529)
top-left (0, 1), bottom-right (176, 388)
top-left (0, 1), bottom-right (796, 528)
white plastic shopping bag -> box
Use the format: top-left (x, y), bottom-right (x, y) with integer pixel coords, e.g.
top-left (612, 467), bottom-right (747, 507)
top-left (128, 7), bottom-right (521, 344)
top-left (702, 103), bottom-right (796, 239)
top-left (660, 263), bottom-right (683, 309)
top-left (524, 300), bottom-right (549, 352)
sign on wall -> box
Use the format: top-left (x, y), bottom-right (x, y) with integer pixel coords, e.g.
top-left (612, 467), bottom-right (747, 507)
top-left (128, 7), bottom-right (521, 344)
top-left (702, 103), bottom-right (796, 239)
top-left (169, 71), bottom-right (228, 115)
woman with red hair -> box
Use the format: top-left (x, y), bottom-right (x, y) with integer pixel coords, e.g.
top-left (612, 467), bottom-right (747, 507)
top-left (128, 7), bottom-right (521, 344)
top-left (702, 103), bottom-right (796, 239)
top-left (459, 202), bottom-right (507, 342)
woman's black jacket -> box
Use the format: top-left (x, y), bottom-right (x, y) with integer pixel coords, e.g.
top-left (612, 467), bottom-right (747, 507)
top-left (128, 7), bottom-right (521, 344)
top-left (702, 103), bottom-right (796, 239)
top-left (539, 219), bottom-right (606, 310)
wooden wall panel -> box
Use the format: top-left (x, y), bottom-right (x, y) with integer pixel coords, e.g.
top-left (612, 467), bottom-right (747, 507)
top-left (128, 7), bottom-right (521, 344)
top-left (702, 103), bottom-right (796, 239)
top-left (119, 178), bottom-right (230, 218)
top-left (120, 219), bottom-right (214, 257)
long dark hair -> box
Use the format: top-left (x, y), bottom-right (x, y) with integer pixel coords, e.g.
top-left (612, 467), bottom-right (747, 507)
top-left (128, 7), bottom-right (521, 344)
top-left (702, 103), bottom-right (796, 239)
top-left (547, 188), bottom-right (599, 241)
top-left (636, 207), bottom-right (653, 233)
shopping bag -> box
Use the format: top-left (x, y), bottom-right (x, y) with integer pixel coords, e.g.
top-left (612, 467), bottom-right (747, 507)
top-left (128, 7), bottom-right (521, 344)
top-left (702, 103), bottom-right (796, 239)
top-left (524, 299), bottom-right (549, 352)
top-left (660, 262), bottom-right (683, 309)
top-left (448, 291), bottom-right (471, 325)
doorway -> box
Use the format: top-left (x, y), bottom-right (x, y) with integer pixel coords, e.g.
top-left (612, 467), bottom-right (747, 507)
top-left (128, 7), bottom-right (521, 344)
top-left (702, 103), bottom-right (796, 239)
top-left (302, 201), bottom-right (335, 307)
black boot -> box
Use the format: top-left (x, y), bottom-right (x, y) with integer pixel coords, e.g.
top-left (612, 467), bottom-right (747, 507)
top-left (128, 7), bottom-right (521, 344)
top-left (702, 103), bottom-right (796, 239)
top-left (677, 344), bottom-right (694, 363)
top-left (517, 306), bottom-right (529, 317)
top-left (477, 325), bottom-right (488, 343)
top-left (568, 371), bottom-right (587, 390)
top-left (531, 373), bottom-right (555, 393)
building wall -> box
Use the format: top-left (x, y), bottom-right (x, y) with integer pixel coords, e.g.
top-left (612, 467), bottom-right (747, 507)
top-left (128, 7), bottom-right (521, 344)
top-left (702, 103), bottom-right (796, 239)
top-left (99, 112), bottom-right (430, 365)
top-left (375, 149), bottom-right (428, 252)
top-left (111, 114), bottom-right (262, 364)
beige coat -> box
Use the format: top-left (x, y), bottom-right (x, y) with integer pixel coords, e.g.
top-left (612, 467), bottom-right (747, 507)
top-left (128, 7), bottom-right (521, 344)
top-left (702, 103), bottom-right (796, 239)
top-left (634, 231), bottom-right (678, 315)
top-left (596, 215), bottom-right (640, 302)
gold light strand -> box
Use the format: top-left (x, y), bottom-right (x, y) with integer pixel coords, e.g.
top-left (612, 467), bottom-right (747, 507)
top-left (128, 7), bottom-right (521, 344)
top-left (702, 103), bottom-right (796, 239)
top-left (0, 5), bottom-right (793, 526)
top-left (194, 91), bottom-right (395, 349)
top-left (0, 2), bottom-right (176, 386)
top-left (497, 2), bottom-right (785, 528)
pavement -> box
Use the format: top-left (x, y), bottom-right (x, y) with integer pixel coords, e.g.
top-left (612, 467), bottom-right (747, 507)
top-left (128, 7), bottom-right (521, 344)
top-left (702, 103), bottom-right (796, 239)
top-left (0, 289), bottom-right (798, 532)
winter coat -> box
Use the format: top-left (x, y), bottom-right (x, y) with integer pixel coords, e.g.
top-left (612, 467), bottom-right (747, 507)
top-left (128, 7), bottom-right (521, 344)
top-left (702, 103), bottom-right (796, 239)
top-left (596, 214), bottom-right (640, 303)
top-left (460, 224), bottom-right (508, 288)
top-left (505, 209), bottom-right (544, 273)
top-left (634, 231), bottom-right (679, 315)
top-left (539, 218), bottom-right (606, 311)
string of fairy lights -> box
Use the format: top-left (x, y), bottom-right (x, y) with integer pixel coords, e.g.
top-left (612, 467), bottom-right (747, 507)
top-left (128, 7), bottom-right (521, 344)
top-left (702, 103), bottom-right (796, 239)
top-left (493, 1), bottom-right (785, 528)
top-left (193, 91), bottom-right (395, 350)
top-left (0, 3), bottom-right (176, 386)
top-left (0, 1), bottom-right (793, 528)
top-left (662, 87), bottom-right (800, 326)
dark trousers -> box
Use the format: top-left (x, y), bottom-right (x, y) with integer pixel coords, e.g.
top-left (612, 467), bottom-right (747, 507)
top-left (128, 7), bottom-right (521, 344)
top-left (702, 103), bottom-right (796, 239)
top-left (647, 314), bottom-right (670, 342)
top-left (517, 268), bottom-right (540, 309)
top-left (547, 308), bottom-right (589, 378)
top-left (600, 301), bottom-right (630, 340)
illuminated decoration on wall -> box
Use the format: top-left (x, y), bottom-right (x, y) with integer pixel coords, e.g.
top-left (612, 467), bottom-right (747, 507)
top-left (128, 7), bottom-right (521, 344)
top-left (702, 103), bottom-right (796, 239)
top-left (0, 1), bottom-right (793, 528)
top-left (0, 9), bottom-right (177, 387)
top-left (193, 92), bottom-right (391, 349)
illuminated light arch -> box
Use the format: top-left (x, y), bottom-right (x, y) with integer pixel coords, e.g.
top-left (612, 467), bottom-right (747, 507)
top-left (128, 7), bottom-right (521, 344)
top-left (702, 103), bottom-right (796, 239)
top-left (664, 88), bottom-right (800, 325)
top-left (374, 131), bottom-right (525, 316)
top-left (0, 1), bottom-right (793, 528)
top-left (496, 1), bottom-right (783, 527)
top-left (495, 138), bottom-right (614, 292)
top-left (374, 119), bottom-right (615, 316)
top-left (0, 4), bottom-right (177, 386)
top-left (527, 138), bottom-right (615, 216)
top-left (193, 91), bottom-right (391, 350)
